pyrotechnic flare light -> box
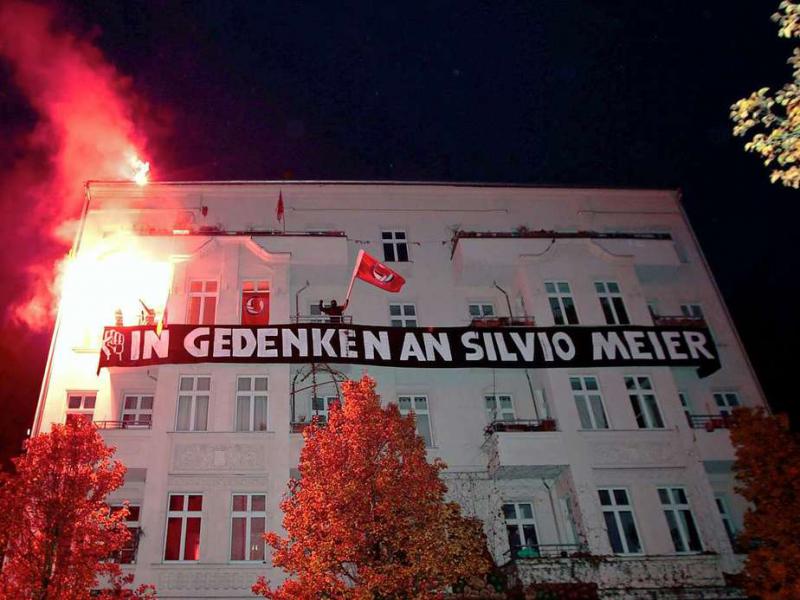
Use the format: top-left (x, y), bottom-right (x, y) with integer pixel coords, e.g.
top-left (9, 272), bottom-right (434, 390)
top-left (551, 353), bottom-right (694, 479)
top-left (128, 154), bottom-right (150, 186)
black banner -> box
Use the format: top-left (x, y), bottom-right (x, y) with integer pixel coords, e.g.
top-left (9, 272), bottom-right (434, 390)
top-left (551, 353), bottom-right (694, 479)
top-left (98, 323), bottom-right (721, 377)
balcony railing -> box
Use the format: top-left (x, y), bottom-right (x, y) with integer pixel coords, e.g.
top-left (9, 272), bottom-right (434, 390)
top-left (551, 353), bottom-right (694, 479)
top-left (506, 543), bottom-right (586, 560)
top-left (292, 315), bottom-right (353, 324)
top-left (95, 420), bottom-right (153, 430)
top-left (470, 316), bottom-right (536, 328)
top-left (485, 419), bottom-right (557, 435)
top-left (651, 314), bottom-right (706, 327)
top-left (688, 414), bottom-right (731, 431)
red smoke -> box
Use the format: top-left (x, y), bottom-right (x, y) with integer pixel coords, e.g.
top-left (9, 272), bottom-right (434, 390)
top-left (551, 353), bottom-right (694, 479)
top-left (0, 0), bottom-right (150, 330)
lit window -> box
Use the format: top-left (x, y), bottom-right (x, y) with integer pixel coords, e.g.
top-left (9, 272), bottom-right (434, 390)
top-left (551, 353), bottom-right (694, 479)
top-left (503, 502), bottom-right (539, 558)
top-left (485, 394), bottom-right (515, 422)
top-left (121, 394), bottom-right (154, 427)
top-left (164, 494), bottom-right (203, 561)
top-left (625, 376), bottom-right (664, 429)
top-left (545, 281), bottom-right (579, 325)
top-left (176, 376), bottom-right (210, 431)
top-left (389, 303), bottom-right (417, 327)
top-left (468, 303), bottom-right (495, 319)
top-left (598, 488), bottom-right (642, 555)
top-left (66, 392), bottom-right (96, 425)
top-left (713, 392), bottom-right (740, 417)
top-left (381, 230), bottom-right (409, 262)
top-left (230, 494), bottom-right (266, 562)
top-left (658, 487), bottom-right (703, 553)
top-left (594, 281), bottom-right (630, 325)
top-left (110, 505), bottom-right (141, 564)
top-left (187, 280), bottom-right (218, 325)
top-left (236, 376), bottom-right (268, 431)
top-left (311, 395), bottom-right (340, 425)
top-left (680, 304), bottom-right (704, 319)
top-left (398, 395), bottom-right (432, 447)
top-left (570, 376), bottom-right (609, 429)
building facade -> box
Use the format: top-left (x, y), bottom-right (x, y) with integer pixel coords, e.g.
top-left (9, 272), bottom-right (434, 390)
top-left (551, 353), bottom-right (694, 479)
top-left (33, 182), bottom-right (764, 598)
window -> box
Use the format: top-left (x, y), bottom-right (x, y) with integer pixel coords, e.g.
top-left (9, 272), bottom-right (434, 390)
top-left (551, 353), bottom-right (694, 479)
top-left (187, 280), bottom-right (218, 325)
top-left (595, 281), bottom-right (630, 325)
top-left (311, 396), bottom-right (340, 424)
top-left (715, 494), bottom-right (738, 547)
top-left (678, 392), bottom-right (693, 426)
top-left (389, 303), bottom-right (417, 327)
top-left (658, 487), bottom-right (703, 553)
top-left (485, 394), bottom-right (515, 422)
top-left (308, 303), bottom-right (325, 323)
top-left (625, 376), bottom-right (664, 429)
top-left (382, 230), bottom-right (409, 262)
top-left (121, 394), bottom-right (154, 427)
top-left (680, 304), bottom-right (704, 319)
top-left (111, 505), bottom-right (141, 564)
top-left (503, 502), bottom-right (538, 557)
top-left (398, 395), bottom-right (432, 447)
top-left (236, 376), bottom-right (268, 431)
top-left (570, 376), bottom-right (609, 429)
top-left (164, 494), bottom-right (202, 561)
top-left (230, 494), bottom-right (266, 561)
top-left (599, 488), bottom-right (642, 555)
top-left (713, 392), bottom-right (740, 416)
top-left (66, 393), bottom-right (96, 425)
top-left (176, 376), bottom-right (210, 431)
top-left (468, 303), bottom-right (495, 319)
top-left (545, 281), bottom-right (579, 325)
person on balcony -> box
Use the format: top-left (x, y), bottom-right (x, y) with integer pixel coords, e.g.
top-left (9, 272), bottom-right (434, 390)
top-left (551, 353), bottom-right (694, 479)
top-left (319, 299), bottom-right (349, 323)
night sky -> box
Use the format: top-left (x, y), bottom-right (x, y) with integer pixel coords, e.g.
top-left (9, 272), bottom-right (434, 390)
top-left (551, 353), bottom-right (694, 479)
top-left (1, 1), bottom-right (798, 460)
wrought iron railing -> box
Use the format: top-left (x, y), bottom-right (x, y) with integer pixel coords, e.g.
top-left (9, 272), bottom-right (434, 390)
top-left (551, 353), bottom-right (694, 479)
top-left (470, 316), bottom-right (536, 327)
top-left (688, 414), bottom-right (731, 430)
top-left (505, 543), bottom-right (587, 559)
top-left (485, 419), bottom-right (557, 435)
top-left (651, 314), bottom-right (706, 327)
top-left (95, 420), bottom-right (153, 430)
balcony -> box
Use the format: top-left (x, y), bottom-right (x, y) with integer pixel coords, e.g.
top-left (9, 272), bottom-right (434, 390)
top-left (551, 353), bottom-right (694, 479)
top-left (689, 414), bottom-right (731, 431)
top-left (650, 311), bottom-right (706, 328)
top-left (484, 420), bottom-right (566, 479)
top-left (292, 315), bottom-right (353, 324)
top-left (95, 420), bottom-right (153, 430)
top-left (507, 543), bottom-right (586, 560)
top-left (470, 316), bottom-right (535, 328)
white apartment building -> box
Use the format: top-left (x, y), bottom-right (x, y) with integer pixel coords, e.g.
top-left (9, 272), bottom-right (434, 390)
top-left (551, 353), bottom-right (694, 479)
top-left (33, 182), bottom-right (764, 599)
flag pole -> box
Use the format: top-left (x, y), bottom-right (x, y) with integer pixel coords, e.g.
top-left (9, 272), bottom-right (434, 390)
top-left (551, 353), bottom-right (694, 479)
top-left (344, 249), bottom-right (364, 305)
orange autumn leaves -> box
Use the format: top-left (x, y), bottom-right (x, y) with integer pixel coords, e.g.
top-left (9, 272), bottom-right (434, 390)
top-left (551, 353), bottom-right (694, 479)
top-left (254, 376), bottom-right (489, 600)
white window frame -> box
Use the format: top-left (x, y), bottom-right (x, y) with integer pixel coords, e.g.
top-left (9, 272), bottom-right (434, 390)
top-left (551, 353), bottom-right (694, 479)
top-left (468, 302), bottom-right (496, 319)
top-left (235, 376), bottom-right (269, 431)
top-left (229, 493), bottom-right (267, 562)
top-left (110, 504), bottom-right (141, 564)
top-left (121, 393), bottom-right (154, 426)
top-left (175, 376), bottom-right (211, 432)
top-left (678, 391), bottom-right (693, 426)
top-left (680, 303), bottom-right (704, 319)
top-left (502, 501), bottom-right (539, 556)
top-left (311, 395), bottom-right (340, 424)
top-left (187, 279), bottom-right (218, 325)
top-left (164, 493), bottom-right (203, 562)
top-left (715, 494), bottom-right (738, 547)
top-left (598, 487), bottom-right (643, 555)
top-left (594, 281), bottom-right (630, 325)
top-left (389, 303), bottom-right (417, 327)
top-left (381, 229), bottom-right (409, 262)
top-left (658, 487), bottom-right (703, 554)
top-left (66, 391), bottom-right (96, 424)
top-left (713, 391), bottom-right (741, 416)
top-left (544, 281), bottom-right (579, 325)
top-left (570, 375), bottom-right (610, 429)
top-left (398, 395), bottom-right (433, 447)
top-left (308, 303), bottom-right (325, 323)
top-left (625, 375), bottom-right (665, 429)
top-left (485, 394), bottom-right (515, 422)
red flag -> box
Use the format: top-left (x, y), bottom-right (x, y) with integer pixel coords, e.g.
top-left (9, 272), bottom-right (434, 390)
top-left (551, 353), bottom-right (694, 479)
top-left (354, 250), bottom-right (405, 293)
top-left (242, 291), bottom-right (270, 325)
top-left (276, 191), bottom-right (284, 223)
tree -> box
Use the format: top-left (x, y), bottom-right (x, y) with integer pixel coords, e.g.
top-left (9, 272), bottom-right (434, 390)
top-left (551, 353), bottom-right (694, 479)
top-left (730, 407), bottom-right (800, 599)
top-left (254, 375), bottom-right (489, 600)
top-left (731, 1), bottom-right (800, 188)
top-left (0, 419), bottom-right (157, 600)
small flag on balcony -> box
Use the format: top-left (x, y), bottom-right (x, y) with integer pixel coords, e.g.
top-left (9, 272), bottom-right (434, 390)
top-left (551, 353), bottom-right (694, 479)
top-left (276, 191), bottom-right (285, 225)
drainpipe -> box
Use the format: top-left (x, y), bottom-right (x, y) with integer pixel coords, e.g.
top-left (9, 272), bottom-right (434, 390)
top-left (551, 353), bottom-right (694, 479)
top-left (492, 280), bottom-right (513, 318)
top-left (543, 479), bottom-right (564, 545)
top-left (295, 280), bottom-right (310, 322)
